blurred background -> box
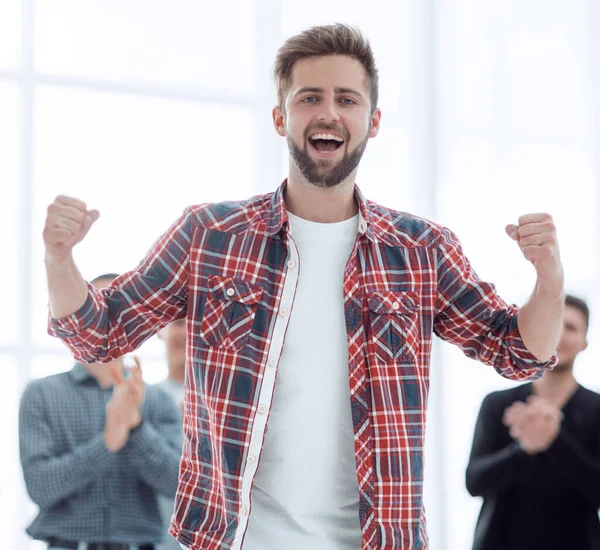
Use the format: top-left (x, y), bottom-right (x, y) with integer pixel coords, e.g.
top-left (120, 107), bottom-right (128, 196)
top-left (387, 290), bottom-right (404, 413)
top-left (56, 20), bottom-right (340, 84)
top-left (1, 0), bottom-right (599, 548)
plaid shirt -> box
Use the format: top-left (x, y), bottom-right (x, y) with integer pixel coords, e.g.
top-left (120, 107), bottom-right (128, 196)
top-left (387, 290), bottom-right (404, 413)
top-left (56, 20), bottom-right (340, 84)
top-left (49, 182), bottom-right (554, 550)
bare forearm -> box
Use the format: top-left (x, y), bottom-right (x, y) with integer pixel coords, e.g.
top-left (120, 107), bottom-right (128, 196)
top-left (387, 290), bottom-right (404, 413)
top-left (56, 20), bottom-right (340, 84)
top-left (45, 253), bottom-right (89, 319)
top-left (518, 278), bottom-right (564, 362)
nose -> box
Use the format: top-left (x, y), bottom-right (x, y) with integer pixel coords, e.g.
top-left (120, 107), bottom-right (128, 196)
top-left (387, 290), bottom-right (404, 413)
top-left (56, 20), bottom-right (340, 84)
top-left (316, 94), bottom-right (340, 124)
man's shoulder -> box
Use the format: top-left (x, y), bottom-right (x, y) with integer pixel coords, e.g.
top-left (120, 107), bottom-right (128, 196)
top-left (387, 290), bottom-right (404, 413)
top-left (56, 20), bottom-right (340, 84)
top-left (367, 200), bottom-right (446, 248)
top-left (21, 371), bottom-right (73, 406)
top-left (483, 383), bottom-right (531, 408)
top-left (576, 384), bottom-right (600, 406)
top-left (185, 191), bottom-right (274, 234)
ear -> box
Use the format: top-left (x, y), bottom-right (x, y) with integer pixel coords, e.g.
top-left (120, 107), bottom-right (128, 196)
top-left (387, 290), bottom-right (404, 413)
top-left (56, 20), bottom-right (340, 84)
top-left (369, 108), bottom-right (382, 138)
top-left (272, 106), bottom-right (287, 137)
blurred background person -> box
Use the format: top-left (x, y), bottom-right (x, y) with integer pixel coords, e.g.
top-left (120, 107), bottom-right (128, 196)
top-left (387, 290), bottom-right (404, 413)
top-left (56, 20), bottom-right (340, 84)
top-left (466, 295), bottom-right (600, 550)
top-left (19, 274), bottom-right (182, 550)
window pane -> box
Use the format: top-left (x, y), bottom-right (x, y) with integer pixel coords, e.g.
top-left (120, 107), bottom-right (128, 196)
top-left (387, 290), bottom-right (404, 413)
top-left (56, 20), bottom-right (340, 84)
top-left (281, 0), bottom-right (411, 119)
top-left (436, 0), bottom-right (498, 130)
top-left (437, 0), bottom-right (590, 139)
top-left (0, 0), bottom-right (20, 68)
top-left (0, 82), bottom-right (19, 346)
top-left (0, 355), bottom-right (34, 550)
top-left (506, 0), bottom-right (590, 140)
top-left (32, 86), bottom-right (256, 349)
top-left (35, 0), bottom-right (257, 92)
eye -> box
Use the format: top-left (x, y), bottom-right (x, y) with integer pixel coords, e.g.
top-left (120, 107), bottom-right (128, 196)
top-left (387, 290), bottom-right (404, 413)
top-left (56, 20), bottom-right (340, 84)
top-left (301, 96), bottom-right (318, 103)
top-left (340, 98), bottom-right (357, 105)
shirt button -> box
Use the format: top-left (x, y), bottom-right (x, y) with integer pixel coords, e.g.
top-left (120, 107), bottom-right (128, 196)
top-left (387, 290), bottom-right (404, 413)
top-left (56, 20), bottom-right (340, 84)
top-left (287, 259), bottom-right (296, 269)
top-left (247, 454), bottom-right (256, 463)
top-left (392, 302), bottom-right (400, 310)
top-left (226, 288), bottom-right (235, 297)
top-left (240, 507), bottom-right (248, 516)
top-left (279, 307), bottom-right (289, 317)
top-left (359, 222), bottom-right (367, 233)
top-left (258, 405), bottom-right (267, 414)
top-left (268, 357), bottom-right (277, 368)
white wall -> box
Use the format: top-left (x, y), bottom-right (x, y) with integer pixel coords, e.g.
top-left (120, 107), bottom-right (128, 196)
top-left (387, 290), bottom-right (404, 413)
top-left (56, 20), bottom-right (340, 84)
top-left (1, 1), bottom-right (599, 549)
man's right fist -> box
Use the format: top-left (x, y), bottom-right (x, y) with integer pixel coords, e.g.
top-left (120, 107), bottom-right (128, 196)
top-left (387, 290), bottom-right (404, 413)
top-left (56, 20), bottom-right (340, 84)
top-left (43, 195), bottom-right (100, 262)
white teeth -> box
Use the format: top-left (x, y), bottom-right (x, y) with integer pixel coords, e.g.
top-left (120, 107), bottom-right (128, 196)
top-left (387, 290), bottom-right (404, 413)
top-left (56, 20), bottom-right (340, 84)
top-left (310, 133), bottom-right (344, 142)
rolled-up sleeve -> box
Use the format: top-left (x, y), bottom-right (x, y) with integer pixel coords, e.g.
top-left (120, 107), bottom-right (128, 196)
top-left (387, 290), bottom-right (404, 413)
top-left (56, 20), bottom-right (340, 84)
top-left (433, 226), bottom-right (556, 380)
top-left (48, 208), bottom-right (193, 364)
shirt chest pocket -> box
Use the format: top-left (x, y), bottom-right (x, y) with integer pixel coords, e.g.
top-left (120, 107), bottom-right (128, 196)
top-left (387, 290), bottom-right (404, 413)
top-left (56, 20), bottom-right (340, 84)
top-left (199, 275), bottom-right (263, 351)
top-left (367, 290), bottom-right (420, 364)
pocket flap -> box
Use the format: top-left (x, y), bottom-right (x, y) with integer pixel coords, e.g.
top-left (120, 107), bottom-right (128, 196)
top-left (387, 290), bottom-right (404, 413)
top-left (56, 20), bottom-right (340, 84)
top-left (207, 275), bottom-right (264, 305)
top-left (367, 290), bottom-right (419, 315)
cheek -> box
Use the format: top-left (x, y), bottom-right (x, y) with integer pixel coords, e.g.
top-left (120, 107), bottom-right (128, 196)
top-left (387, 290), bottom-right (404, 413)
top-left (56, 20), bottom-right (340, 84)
top-left (284, 110), bottom-right (301, 131)
top-left (289, 117), bottom-right (309, 138)
top-left (346, 118), bottom-right (369, 139)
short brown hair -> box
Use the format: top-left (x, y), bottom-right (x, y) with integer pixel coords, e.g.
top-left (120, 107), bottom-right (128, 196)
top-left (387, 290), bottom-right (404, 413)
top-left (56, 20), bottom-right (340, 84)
top-left (274, 23), bottom-right (379, 112)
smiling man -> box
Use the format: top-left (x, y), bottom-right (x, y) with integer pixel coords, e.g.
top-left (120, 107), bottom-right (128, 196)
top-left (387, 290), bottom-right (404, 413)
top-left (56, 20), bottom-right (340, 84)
top-left (42, 24), bottom-right (564, 550)
top-left (279, 56), bottom-right (377, 193)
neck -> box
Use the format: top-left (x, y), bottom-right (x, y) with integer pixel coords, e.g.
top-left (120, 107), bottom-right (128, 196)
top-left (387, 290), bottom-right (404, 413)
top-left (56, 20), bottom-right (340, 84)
top-left (168, 363), bottom-right (185, 383)
top-left (532, 365), bottom-right (578, 405)
top-left (285, 167), bottom-right (358, 223)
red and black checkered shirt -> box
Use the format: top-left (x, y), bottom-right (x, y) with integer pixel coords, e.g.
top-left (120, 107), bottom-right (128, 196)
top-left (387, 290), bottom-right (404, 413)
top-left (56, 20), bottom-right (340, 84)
top-left (49, 181), bottom-right (555, 550)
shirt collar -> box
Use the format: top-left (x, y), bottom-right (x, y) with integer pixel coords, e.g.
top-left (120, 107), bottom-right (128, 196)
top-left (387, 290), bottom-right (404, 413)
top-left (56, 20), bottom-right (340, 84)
top-left (69, 362), bottom-right (96, 385)
top-left (265, 179), bottom-right (375, 242)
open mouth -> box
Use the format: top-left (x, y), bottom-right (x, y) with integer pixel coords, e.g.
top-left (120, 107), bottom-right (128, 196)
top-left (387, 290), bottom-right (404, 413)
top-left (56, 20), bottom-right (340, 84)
top-left (307, 132), bottom-right (345, 155)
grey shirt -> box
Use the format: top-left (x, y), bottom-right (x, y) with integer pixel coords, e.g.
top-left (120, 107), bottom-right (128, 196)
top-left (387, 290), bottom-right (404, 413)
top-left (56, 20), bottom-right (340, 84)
top-left (19, 363), bottom-right (182, 545)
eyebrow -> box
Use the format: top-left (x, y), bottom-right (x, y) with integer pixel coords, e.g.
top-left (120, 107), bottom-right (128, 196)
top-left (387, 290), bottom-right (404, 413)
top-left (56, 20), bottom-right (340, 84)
top-left (295, 86), bottom-right (365, 98)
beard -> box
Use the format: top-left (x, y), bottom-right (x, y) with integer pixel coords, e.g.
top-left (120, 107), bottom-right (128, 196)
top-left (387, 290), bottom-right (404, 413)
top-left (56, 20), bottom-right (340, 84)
top-left (287, 125), bottom-right (370, 188)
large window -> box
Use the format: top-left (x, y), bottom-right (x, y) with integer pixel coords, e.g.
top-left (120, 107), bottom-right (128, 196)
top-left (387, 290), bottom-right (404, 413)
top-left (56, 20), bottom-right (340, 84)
top-left (2, 2), bottom-right (599, 549)
top-left (435, 1), bottom-right (598, 548)
top-left (0, 0), bottom-right (20, 69)
top-left (35, 0), bottom-right (258, 91)
top-left (0, 83), bottom-right (19, 347)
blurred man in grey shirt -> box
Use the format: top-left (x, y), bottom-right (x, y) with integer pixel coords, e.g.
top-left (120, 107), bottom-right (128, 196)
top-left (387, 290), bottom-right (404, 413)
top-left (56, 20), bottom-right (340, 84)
top-left (19, 273), bottom-right (181, 550)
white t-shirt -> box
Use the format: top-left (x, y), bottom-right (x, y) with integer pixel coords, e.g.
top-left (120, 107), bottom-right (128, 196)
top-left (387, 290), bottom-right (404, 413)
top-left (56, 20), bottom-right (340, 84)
top-left (243, 211), bottom-right (362, 550)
